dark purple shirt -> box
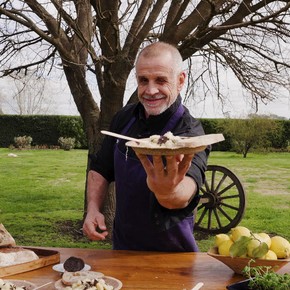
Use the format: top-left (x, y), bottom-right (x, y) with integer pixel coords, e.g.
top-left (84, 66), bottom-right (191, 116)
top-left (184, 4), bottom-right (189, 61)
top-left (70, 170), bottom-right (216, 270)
top-left (89, 96), bottom-right (210, 240)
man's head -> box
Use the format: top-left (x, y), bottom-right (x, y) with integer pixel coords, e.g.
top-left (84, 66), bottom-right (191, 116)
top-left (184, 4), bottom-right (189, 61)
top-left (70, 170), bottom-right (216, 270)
top-left (135, 42), bottom-right (186, 117)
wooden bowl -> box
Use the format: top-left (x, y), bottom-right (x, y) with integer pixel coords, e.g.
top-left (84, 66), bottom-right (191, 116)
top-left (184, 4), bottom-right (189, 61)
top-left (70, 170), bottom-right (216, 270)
top-left (207, 247), bottom-right (290, 275)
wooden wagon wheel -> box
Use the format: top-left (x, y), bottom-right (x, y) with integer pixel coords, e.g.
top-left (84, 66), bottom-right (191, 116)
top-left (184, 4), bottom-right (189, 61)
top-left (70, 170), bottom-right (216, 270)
top-left (194, 165), bottom-right (246, 234)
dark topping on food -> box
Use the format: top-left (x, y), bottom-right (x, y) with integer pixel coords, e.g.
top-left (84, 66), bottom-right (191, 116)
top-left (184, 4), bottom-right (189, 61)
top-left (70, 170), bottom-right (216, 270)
top-left (63, 256), bottom-right (85, 272)
top-left (157, 135), bottom-right (169, 145)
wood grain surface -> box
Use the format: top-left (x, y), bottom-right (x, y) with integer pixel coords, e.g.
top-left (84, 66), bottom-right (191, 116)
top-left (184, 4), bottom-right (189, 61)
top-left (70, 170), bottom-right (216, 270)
top-left (3, 247), bottom-right (290, 290)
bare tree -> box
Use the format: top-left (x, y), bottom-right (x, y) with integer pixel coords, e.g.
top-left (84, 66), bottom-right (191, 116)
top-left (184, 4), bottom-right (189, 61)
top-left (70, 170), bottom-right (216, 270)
top-left (0, 96), bottom-right (4, 114)
top-left (1, 0), bottom-right (290, 234)
top-left (3, 70), bottom-right (54, 115)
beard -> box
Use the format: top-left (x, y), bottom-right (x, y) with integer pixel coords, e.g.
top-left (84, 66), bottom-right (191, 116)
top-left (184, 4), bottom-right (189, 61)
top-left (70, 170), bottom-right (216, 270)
top-left (140, 94), bottom-right (173, 116)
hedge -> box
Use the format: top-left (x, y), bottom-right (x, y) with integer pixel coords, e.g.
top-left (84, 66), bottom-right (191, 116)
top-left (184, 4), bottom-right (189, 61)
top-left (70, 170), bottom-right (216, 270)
top-left (0, 115), bottom-right (87, 148)
top-left (0, 115), bottom-right (289, 151)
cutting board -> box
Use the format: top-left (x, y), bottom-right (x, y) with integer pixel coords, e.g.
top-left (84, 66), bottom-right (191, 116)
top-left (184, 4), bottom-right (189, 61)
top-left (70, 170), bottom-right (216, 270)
top-left (0, 247), bottom-right (60, 277)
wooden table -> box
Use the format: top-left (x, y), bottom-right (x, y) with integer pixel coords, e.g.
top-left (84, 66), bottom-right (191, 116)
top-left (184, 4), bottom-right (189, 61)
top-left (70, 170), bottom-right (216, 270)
top-left (5, 247), bottom-right (290, 290)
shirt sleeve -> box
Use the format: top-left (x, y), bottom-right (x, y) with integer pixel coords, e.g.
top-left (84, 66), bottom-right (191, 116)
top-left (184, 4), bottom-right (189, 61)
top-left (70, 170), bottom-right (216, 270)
top-left (88, 104), bottom-right (137, 182)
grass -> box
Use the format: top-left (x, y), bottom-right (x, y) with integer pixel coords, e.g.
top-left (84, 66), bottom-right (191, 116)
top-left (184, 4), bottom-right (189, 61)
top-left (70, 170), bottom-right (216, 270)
top-left (1, 149), bottom-right (290, 252)
top-left (196, 151), bottom-right (290, 251)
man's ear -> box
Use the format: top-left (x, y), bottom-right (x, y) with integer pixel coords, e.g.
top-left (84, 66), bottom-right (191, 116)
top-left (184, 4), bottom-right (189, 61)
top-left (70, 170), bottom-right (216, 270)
top-left (177, 71), bottom-right (186, 92)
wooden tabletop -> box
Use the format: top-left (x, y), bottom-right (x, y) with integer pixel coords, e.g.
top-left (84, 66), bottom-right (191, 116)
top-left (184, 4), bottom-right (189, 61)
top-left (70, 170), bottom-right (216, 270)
top-left (5, 247), bottom-right (290, 290)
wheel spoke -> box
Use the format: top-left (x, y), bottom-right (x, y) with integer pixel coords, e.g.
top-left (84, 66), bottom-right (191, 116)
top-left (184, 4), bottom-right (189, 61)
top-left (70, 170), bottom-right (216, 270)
top-left (200, 179), bottom-right (210, 195)
top-left (207, 208), bottom-right (213, 230)
top-left (213, 208), bottom-right (223, 229)
top-left (221, 194), bottom-right (240, 200)
top-left (195, 205), bottom-right (208, 226)
top-left (217, 182), bottom-right (236, 196)
top-left (219, 202), bottom-right (240, 211)
top-left (215, 205), bottom-right (234, 222)
top-left (212, 172), bottom-right (227, 193)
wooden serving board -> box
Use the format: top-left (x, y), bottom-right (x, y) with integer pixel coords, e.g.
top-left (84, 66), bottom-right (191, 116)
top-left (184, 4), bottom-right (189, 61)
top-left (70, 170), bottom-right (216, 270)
top-left (0, 247), bottom-right (60, 277)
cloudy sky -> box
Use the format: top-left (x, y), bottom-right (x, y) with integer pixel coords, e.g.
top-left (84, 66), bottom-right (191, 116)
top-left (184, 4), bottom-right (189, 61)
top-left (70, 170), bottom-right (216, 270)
top-left (1, 73), bottom-right (289, 119)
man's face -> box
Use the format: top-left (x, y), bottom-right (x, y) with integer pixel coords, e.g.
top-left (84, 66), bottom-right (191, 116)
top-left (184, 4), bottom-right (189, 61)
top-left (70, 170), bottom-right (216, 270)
top-left (136, 52), bottom-right (185, 117)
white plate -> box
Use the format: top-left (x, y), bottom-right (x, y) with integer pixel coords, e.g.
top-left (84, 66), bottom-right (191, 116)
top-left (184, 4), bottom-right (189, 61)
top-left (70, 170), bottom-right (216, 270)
top-left (1, 280), bottom-right (36, 290)
top-left (52, 263), bottom-right (91, 273)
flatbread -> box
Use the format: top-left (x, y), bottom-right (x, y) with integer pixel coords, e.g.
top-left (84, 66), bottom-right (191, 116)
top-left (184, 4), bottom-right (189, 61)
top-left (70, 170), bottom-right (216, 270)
top-left (0, 224), bottom-right (16, 248)
top-left (0, 247), bottom-right (39, 267)
top-left (126, 133), bottom-right (224, 155)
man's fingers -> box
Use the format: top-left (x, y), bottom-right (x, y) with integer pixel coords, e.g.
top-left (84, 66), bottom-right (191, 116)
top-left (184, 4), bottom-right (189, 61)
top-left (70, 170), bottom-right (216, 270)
top-left (136, 153), bottom-right (153, 175)
top-left (178, 154), bottom-right (194, 174)
top-left (83, 213), bottom-right (108, 241)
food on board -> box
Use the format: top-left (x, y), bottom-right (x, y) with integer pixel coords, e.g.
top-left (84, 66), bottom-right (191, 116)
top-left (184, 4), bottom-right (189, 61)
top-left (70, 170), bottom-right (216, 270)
top-left (0, 224), bottom-right (39, 267)
top-left (0, 224), bottom-right (16, 248)
top-left (0, 247), bottom-right (39, 267)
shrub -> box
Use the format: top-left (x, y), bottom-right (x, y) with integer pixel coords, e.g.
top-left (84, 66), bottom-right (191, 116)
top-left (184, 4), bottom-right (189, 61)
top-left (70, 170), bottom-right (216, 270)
top-left (14, 135), bottom-right (33, 149)
top-left (58, 137), bottom-right (75, 151)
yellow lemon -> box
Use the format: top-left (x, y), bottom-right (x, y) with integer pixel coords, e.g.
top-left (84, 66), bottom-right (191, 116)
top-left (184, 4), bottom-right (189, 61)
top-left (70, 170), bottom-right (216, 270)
top-left (214, 234), bottom-right (231, 247)
top-left (230, 226), bottom-right (251, 242)
top-left (270, 236), bottom-right (290, 258)
top-left (218, 239), bottom-right (234, 256)
top-left (262, 250), bottom-right (278, 260)
top-left (258, 233), bottom-right (271, 248)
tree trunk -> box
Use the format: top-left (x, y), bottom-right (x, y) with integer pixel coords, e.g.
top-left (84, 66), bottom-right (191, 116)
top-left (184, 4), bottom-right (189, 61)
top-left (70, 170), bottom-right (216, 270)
top-left (62, 61), bottom-right (130, 241)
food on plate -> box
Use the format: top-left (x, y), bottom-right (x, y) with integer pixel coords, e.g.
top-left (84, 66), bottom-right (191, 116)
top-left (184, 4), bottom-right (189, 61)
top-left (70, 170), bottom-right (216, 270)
top-left (62, 271), bottom-right (104, 286)
top-left (213, 226), bottom-right (290, 260)
top-left (0, 224), bottom-right (16, 247)
top-left (62, 278), bottom-right (114, 290)
top-left (0, 247), bottom-right (39, 267)
top-left (56, 273), bottom-right (122, 290)
top-left (63, 256), bottom-right (85, 272)
top-left (0, 278), bottom-right (28, 290)
top-left (146, 131), bottom-right (182, 148)
top-left (126, 132), bottom-right (224, 156)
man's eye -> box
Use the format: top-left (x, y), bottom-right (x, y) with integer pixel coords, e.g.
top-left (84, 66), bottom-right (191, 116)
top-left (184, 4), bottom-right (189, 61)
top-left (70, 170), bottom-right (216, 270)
top-left (138, 78), bottom-right (148, 84)
top-left (156, 78), bottom-right (167, 84)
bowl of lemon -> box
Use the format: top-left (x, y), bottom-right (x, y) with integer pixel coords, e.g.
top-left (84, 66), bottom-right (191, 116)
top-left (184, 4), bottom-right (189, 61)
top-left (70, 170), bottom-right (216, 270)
top-left (207, 226), bottom-right (290, 274)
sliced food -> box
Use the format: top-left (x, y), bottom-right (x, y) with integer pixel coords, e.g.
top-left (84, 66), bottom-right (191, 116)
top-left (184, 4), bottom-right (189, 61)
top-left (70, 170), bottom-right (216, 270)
top-left (62, 271), bottom-right (105, 286)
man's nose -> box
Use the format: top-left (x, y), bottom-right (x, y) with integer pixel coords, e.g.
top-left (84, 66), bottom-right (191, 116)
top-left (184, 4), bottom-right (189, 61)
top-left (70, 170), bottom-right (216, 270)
top-left (145, 82), bottom-right (159, 95)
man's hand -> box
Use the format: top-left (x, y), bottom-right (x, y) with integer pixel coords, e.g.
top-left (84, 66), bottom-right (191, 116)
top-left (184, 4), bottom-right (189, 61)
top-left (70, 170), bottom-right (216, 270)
top-left (136, 153), bottom-right (196, 209)
top-left (82, 211), bottom-right (108, 241)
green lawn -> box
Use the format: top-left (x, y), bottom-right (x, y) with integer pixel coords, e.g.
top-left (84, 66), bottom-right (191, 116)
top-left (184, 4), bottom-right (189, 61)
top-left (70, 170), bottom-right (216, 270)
top-left (1, 149), bottom-right (289, 252)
